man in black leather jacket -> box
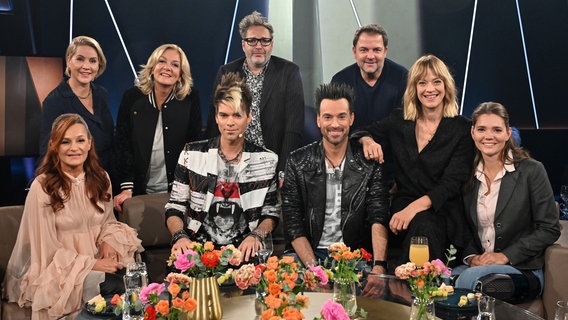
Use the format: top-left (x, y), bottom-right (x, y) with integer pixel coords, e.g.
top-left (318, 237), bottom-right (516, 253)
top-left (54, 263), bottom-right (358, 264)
top-left (282, 83), bottom-right (390, 275)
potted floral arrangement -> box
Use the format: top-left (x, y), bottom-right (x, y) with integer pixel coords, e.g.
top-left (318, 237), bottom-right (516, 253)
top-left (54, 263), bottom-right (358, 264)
top-left (139, 273), bottom-right (197, 320)
top-left (324, 242), bottom-right (372, 317)
top-left (166, 241), bottom-right (243, 320)
top-left (232, 255), bottom-right (328, 320)
top-left (394, 245), bottom-right (456, 320)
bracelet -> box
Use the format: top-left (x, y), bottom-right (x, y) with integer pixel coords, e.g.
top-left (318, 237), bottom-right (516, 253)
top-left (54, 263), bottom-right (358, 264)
top-left (248, 230), bottom-right (264, 241)
top-left (170, 229), bottom-right (189, 246)
top-left (373, 260), bottom-right (388, 269)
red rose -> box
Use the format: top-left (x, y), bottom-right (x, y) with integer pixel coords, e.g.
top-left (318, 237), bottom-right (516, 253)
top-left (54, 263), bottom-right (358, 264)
top-left (360, 248), bottom-right (372, 261)
top-left (144, 305), bottom-right (156, 320)
top-left (201, 251), bottom-right (220, 267)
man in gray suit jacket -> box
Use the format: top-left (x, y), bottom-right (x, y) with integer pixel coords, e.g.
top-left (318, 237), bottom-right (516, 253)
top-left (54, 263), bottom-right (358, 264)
top-left (206, 11), bottom-right (305, 179)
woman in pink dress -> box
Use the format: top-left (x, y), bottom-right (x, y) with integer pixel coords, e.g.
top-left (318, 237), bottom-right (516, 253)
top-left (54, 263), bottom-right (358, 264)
top-left (3, 113), bottom-right (142, 319)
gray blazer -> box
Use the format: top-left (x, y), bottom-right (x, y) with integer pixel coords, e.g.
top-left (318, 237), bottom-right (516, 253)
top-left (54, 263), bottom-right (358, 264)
top-left (463, 158), bottom-right (560, 269)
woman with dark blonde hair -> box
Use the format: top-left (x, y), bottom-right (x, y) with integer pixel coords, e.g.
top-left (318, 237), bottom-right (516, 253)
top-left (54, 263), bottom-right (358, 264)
top-left (4, 114), bottom-right (141, 319)
top-left (356, 54), bottom-right (475, 264)
top-left (113, 44), bottom-right (201, 212)
top-left (453, 102), bottom-right (559, 301)
top-left (40, 35), bottom-right (114, 171)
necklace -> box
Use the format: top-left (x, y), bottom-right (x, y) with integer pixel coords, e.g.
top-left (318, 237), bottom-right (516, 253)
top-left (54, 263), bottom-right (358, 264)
top-left (324, 152), bottom-right (346, 182)
top-left (218, 147), bottom-right (243, 164)
top-left (75, 87), bottom-right (92, 100)
top-left (418, 118), bottom-right (439, 141)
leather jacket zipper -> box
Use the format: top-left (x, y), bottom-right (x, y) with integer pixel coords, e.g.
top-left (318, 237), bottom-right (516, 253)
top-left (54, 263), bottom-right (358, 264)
top-left (341, 172), bottom-right (368, 234)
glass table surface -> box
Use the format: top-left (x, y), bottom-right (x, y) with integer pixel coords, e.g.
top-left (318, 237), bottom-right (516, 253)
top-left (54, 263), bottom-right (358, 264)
top-left (62, 274), bottom-right (543, 320)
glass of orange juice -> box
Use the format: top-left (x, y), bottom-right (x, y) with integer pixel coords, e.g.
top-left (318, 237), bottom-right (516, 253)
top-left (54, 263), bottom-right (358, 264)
top-left (409, 236), bottom-right (429, 267)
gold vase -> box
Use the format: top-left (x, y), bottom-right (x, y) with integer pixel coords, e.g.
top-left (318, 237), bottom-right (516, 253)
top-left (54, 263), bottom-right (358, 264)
top-left (188, 276), bottom-right (223, 320)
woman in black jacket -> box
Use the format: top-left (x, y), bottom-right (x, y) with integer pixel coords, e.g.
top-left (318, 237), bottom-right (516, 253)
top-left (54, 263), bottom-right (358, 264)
top-left (113, 44), bottom-right (201, 212)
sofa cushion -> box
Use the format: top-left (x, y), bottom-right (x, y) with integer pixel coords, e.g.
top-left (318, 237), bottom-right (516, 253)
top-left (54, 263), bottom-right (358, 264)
top-left (120, 193), bottom-right (171, 248)
top-left (0, 206), bottom-right (24, 283)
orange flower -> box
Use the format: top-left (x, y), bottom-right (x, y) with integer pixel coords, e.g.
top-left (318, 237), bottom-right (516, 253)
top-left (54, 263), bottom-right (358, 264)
top-left (266, 256), bottom-right (279, 270)
top-left (201, 251), bottom-right (220, 267)
top-left (183, 298), bottom-right (197, 312)
top-left (264, 269), bottom-right (278, 283)
top-left (280, 256), bottom-right (295, 264)
top-left (172, 297), bottom-right (184, 308)
top-left (110, 293), bottom-right (122, 305)
top-left (294, 294), bottom-right (310, 309)
top-left (282, 307), bottom-right (305, 320)
top-left (168, 283), bottom-right (181, 297)
top-left (182, 290), bottom-right (190, 300)
top-left (265, 294), bottom-right (283, 309)
top-left (342, 251), bottom-right (355, 260)
top-left (283, 279), bottom-right (296, 290)
top-left (155, 300), bottom-right (170, 314)
top-left (268, 283), bottom-right (282, 296)
top-left (204, 241), bottom-right (215, 251)
top-left (416, 278), bottom-right (425, 289)
top-left (259, 308), bottom-right (275, 320)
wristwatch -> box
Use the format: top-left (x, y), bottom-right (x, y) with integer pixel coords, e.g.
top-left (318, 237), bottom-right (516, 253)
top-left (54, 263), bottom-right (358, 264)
top-left (278, 171), bottom-right (285, 180)
top-left (373, 260), bottom-right (388, 269)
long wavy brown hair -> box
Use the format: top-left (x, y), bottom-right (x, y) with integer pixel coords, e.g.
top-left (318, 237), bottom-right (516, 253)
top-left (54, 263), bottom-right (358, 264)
top-left (35, 113), bottom-right (111, 212)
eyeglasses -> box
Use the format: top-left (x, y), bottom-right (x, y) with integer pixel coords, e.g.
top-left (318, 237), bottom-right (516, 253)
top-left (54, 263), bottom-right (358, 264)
top-left (243, 37), bottom-right (273, 47)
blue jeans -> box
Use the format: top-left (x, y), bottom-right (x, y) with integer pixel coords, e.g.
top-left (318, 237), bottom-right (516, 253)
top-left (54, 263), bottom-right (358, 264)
top-left (452, 264), bottom-right (544, 294)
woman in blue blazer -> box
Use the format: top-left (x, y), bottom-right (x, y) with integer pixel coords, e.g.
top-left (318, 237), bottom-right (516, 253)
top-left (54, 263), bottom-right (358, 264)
top-left (455, 102), bottom-right (560, 300)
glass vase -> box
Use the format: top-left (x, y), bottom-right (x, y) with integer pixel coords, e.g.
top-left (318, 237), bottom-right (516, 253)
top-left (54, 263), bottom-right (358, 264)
top-left (188, 276), bottom-right (223, 320)
top-left (333, 277), bottom-right (357, 317)
top-left (410, 297), bottom-right (435, 320)
top-left (254, 286), bottom-right (267, 318)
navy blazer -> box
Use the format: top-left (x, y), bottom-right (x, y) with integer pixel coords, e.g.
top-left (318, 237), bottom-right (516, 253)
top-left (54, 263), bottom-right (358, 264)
top-left (463, 159), bottom-right (560, 269)
top-left (205, 56), bottom-right (305, 172)
top-left (40, 79), bottom-right (114, 171)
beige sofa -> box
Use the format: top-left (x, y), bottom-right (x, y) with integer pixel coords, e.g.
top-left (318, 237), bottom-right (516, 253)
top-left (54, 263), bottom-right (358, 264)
top-left (1, 199), bottom-right (567, 320)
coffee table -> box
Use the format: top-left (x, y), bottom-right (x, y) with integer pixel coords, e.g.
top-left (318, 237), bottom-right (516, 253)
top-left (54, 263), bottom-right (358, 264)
top-left (65, 274), bottom-right (543, 320)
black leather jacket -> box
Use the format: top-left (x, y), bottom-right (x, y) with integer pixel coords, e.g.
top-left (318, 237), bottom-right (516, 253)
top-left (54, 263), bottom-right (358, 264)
top-left (282, 140), bottom-right (390, 252)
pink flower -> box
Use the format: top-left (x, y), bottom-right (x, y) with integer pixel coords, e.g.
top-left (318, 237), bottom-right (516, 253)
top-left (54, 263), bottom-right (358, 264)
top-left (430, 259), bottom-right (450, 275)
top-left (139, 283), bottom-right (165, 304)
top-left (309, 265), bottom-right (328, 285)
top-left (320, 299), bottom-right (350, 320)
top-left (233, 263), bottom-right (261, 290)
top-left (173, 250), bottom-right (197, 272)
top-left (394, 262), bottom-right (416, 279)
top-left (222, 244), bottom-right (243, 266)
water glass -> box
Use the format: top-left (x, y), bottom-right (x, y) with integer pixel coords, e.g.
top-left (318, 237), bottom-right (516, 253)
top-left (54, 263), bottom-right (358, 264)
top-left (123, 273), bottom-right (143, 320)
top-left (126, 261), bottom-right (148, 288)
top-left (477, 295), bottom-right (496, 320)
top-left (555, 300), bottom-right (568, 320)
top-left (256, 232), bottom-right (273, 264)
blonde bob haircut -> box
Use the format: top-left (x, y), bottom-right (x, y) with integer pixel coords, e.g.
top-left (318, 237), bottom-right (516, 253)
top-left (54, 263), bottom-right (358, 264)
top-left (403, 54), bottom-right (459, 121)
top-left (65, 35), bottom-right (107, 79)
top-left (136, 44), bottom-right (193, 100)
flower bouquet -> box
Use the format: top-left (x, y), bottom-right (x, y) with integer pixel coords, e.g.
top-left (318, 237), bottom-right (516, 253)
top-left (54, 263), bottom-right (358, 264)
top-left (232, 255), bottom-right (328, 320)
top-left (394, 245), bottom-right (456, 320)
top-left (139, 273), bottom-right (196, 320)
top-left (323, 242), bottom-right (371, 318)
top-left (167, 241), bottom-right (242, 279)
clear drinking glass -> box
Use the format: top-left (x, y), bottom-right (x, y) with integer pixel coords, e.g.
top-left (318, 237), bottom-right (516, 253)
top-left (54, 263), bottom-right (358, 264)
top-left (256, 232), bottom-right (273, 264)
top-left (126, 261), bottom-right (148, 288)
top-left (555, 300), bottom-right (568, 320)
top-left (560, 186), bottom-right (568, 218)
top-left (477, 295), bottom-right (496, 320)
top-left (123, 273), bottom-right (143, 320)
top-left (409, 236), bottom-right (429, 267)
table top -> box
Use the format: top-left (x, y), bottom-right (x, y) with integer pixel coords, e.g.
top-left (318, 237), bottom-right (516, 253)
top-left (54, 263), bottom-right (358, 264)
top-left (65, 274), bottom-right (543, 320)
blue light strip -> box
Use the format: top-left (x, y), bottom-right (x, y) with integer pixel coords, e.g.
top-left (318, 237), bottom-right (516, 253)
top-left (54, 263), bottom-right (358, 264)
top-left (104, 0), bottom-right (138, 82)
top-left (349, 0), bottom-right (362, 27)
top-left (460, 0), bottom-right (478, 115)
top-left (515, 0), bottom-right (539, 129)
top-left (225, 0), bottom-right (240, 64)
